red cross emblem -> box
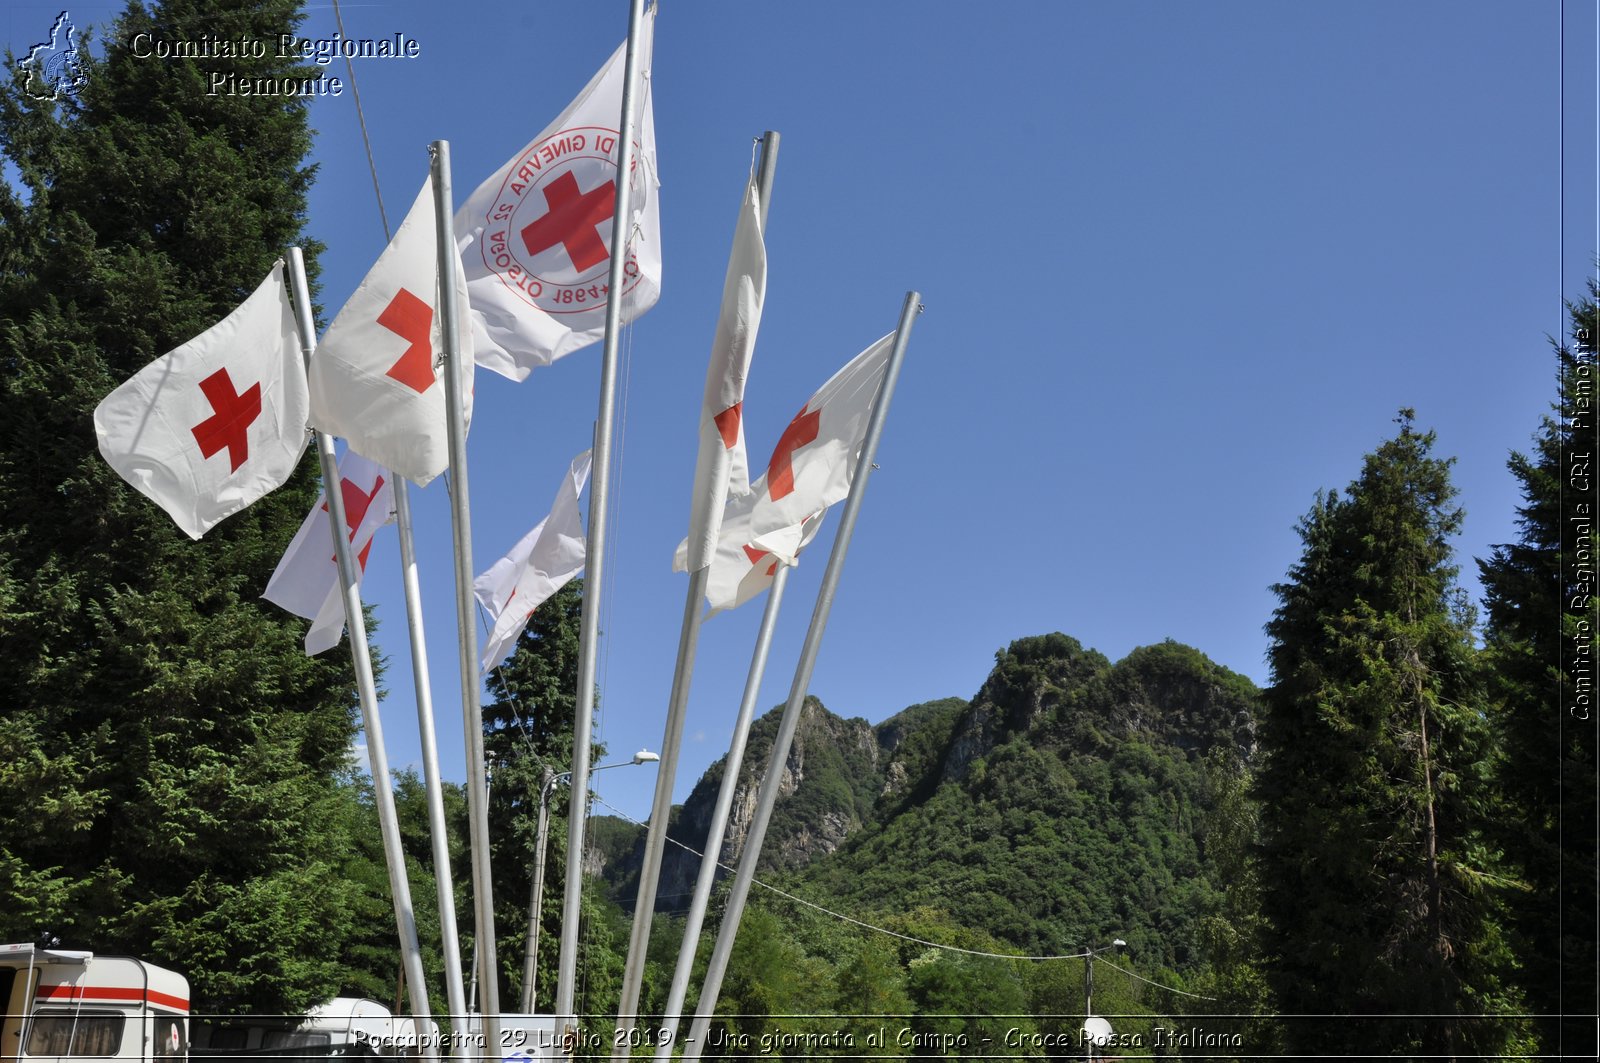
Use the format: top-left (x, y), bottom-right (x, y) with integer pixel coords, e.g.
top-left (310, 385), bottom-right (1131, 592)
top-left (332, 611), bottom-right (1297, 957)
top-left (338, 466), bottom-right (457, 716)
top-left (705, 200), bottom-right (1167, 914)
top-left (765, 406), bottom-right (821, 501)
top-left (713, 403), bottom-right (742, 450)
top-left (520, 170), bottom-right (616, 272)
top-left (380, 288), bottom-right (436, 394)
top-left (742, 543), bottom-right (779, 578)
top-left (190, 368), bottom-right (262, 473)
top-left (322, 474), bottom-right (386, 571)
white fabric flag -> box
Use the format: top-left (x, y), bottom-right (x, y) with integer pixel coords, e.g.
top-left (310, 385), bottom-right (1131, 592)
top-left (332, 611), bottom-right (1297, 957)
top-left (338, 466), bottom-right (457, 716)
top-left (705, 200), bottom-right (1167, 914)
top-left (474, 451), bottom-right (592, 672)
top-left (262, 451), bottom-right (396, 655)
top-left (674, 475), bottom-right (824, 615)
top-left (94, 263), bottom-right (308, 539)
top-left (743, 333), bottom-right (895, 562)
top-left (671, 332), bottom-right (894, 612)
top-left (683, 177), bottom-right (767, 572)
top-left (310, 175), bottom-right (473, 485)
top-left (454, 7), bottom-right (661, 382)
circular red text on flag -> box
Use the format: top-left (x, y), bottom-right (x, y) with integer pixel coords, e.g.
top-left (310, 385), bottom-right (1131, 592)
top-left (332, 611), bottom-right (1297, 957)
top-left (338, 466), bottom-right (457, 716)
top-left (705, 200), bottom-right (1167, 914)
top-left (477, 125), bottom-right (648, 317)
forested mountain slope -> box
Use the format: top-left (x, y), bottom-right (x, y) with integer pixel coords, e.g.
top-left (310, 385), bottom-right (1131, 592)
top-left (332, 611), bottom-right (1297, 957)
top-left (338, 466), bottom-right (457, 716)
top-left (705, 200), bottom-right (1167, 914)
top-left (795, 635), bottom-right (1258, 971)
top-left (598, 633), bottom-right (1260, 978)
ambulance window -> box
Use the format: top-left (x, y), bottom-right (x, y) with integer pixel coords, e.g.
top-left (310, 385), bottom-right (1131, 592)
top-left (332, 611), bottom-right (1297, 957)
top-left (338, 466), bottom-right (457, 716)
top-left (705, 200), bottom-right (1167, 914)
top-left (152, 1018), bottom-right (185, 1060)
top-left (24, 1012), bottom-right (126, 1057)
top-left (261, 1032), bottom-right (329, 1050)
top-left (202, 1027), bottom-right (246, 1051)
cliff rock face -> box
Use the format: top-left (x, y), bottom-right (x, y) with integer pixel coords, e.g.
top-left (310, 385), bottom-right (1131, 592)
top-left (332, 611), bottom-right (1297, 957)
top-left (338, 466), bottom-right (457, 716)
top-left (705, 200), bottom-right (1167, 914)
top-left (598, 695), bottom-right (968, 913)
top-left (942, 634), bottom-right (1112, 780)
top-left (651, 699), bottom-right (906, 909)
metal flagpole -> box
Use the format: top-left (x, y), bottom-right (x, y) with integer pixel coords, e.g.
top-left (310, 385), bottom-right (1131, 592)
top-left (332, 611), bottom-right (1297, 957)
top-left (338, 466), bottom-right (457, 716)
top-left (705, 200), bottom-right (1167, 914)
top-left (428, 141), bottom-right (501, 1056)
top-left (621, 130), bottom-right (781, 1058)
top-left (654, 561), bottom-right (790, 1060)
top-left (682, 291), bottom-right (921, 1060)
top-left (519, 766), bottom-right (558, 1012)
top-left (393, 478), bottom-right (469, 1042)
top-left (285, 247), bottom-right (435, 1058)
top-left (612, 566), bottom-right (707, 1054)
top-left (555, 0), bottom-right (651, 1032)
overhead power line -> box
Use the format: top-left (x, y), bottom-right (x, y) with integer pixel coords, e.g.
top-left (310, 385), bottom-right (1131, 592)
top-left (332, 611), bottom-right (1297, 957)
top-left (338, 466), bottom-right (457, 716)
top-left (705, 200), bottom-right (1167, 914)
top-left (592, 792), bottom-right (1218, 1003)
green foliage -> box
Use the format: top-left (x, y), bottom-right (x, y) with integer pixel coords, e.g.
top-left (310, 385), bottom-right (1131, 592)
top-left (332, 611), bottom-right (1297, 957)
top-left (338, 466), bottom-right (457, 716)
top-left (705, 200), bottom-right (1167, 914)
top-left (1257, 413), bottom-right (1523, 1058)
top-left (705, 907), bottom-right (831, 1050)
top-left (585, 815), bottom-right (645, 877)
top-left (571, 881), bottom-right (630, 1039)
top-left (0, 0), bottom-right (360, 1012)
top-left (872, 697), bottom-right (969, 814)
top-left (322, 769), bottom-right (471, 1017)
top-left (1477, 286), bottom-right (1600, 1057)
top-left (904, 950), bottom-right (1031, 1056)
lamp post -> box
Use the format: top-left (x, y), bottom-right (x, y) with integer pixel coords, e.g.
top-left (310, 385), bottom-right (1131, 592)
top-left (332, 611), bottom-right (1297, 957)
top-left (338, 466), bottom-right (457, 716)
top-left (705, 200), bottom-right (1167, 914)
top-left (1083, 937), bottom-right (1125, 1063)
top-left (521, 751), bottom-right (659, 1012)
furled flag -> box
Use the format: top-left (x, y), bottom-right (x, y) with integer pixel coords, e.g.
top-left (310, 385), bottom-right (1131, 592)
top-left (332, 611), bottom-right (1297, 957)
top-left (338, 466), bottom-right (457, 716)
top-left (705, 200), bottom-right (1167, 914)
top-left (94, 263), bottom-right (308, 539)
top-left (673, 477), bottom-right (824, 615)
top-left (474, 451), bottom-right (592, 672)
top-left (262, 450), bottom-right (396, 656)
top-left (454, 6), bottom-right (661, 381)
top-left (309, 174), bottom-right (473, 485)
top-left (684, 177), bottom-right (767, 571)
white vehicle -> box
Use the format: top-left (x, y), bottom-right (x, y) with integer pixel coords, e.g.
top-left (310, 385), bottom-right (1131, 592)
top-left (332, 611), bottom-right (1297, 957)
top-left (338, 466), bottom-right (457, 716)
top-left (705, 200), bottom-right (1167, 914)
top-left (1, 943), bottom-right (189, 1063)
top-left (191, 999), bottom-right (434, 1060)
top-left (283, 999), bottom-right (393, 1054)
top-left (194, 999), bottom-right (390, 1055)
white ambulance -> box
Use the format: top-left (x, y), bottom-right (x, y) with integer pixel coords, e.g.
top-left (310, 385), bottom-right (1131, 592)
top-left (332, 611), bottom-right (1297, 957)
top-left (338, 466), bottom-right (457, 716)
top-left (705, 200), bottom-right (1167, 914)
top-left (192, 998), bottom-right (400, 1056)
top-left (1, 943), bottom-right (190, 1063)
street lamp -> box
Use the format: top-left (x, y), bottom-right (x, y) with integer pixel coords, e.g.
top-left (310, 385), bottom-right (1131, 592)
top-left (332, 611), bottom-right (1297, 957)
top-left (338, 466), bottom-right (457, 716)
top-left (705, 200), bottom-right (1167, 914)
top-left (520, 751), bottom-right (659, 1012)
top-left (1083, 937), bottom-right (1125, 1063)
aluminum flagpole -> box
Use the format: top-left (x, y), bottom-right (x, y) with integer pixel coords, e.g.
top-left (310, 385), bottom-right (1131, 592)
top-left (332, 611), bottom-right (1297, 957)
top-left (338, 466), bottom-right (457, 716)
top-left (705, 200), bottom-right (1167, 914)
top-left (393, 478), bottom-right (469, 1043)
top-left (654, 561), bottom-right (790, 1060)
top-left (682, 291), bottom-right (922, 1060)
top-left (555, 0), bottom-right (651, 1033)
top-left (286, 247), bottom-right (435, 1058)
top-left (519, 766), bottom-right (558, 1012)
top-left (428, 141), bottom-right (501, 1056)
top-left (616, 130), bottom-right (782, 1057)
top-left (612, 568), bottom-right (709, 1055)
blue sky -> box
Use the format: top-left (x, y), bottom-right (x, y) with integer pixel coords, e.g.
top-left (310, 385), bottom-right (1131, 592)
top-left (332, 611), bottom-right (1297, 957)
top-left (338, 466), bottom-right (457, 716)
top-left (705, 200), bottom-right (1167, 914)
top-left (6, 1), bottom-right (1597, 829)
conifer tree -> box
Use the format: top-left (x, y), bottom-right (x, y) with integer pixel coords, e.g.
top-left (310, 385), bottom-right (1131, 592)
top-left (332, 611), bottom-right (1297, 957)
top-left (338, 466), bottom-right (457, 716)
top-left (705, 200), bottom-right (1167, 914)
top-left (1478, 284), bottom-right (1599, 1056)
top-left (1256, 413), bottom-right (1518, 1060)
top-left (0, 1), bottom-right (364, 1011)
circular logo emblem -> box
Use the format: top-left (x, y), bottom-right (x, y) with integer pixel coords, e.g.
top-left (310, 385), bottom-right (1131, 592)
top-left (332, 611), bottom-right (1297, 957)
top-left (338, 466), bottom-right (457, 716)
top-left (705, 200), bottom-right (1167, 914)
top-left (478, 125), bottom-right (647, 317)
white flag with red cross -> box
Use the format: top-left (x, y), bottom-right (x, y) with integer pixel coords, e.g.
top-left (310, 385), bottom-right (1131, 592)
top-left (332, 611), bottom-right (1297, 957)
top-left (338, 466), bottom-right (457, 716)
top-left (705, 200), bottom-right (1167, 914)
top-left (93, 262), bottom-right (309, 540)
top-left (262, 450), bottom-right (396, 656)
top-left (454, 6), bottom-right (661, 382)
top-left (671, 332), bottom-right (894, 611)
top-left (474, 450), bottom-right (591, 672)
top-left (683, 177), bottom-right (767, 572)
top-left (740, 332), bottom-right (895, 562)
top-left (309, 174), bottom-right (473, 485)
top-left (673, 476), bottom-right (824, 615)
